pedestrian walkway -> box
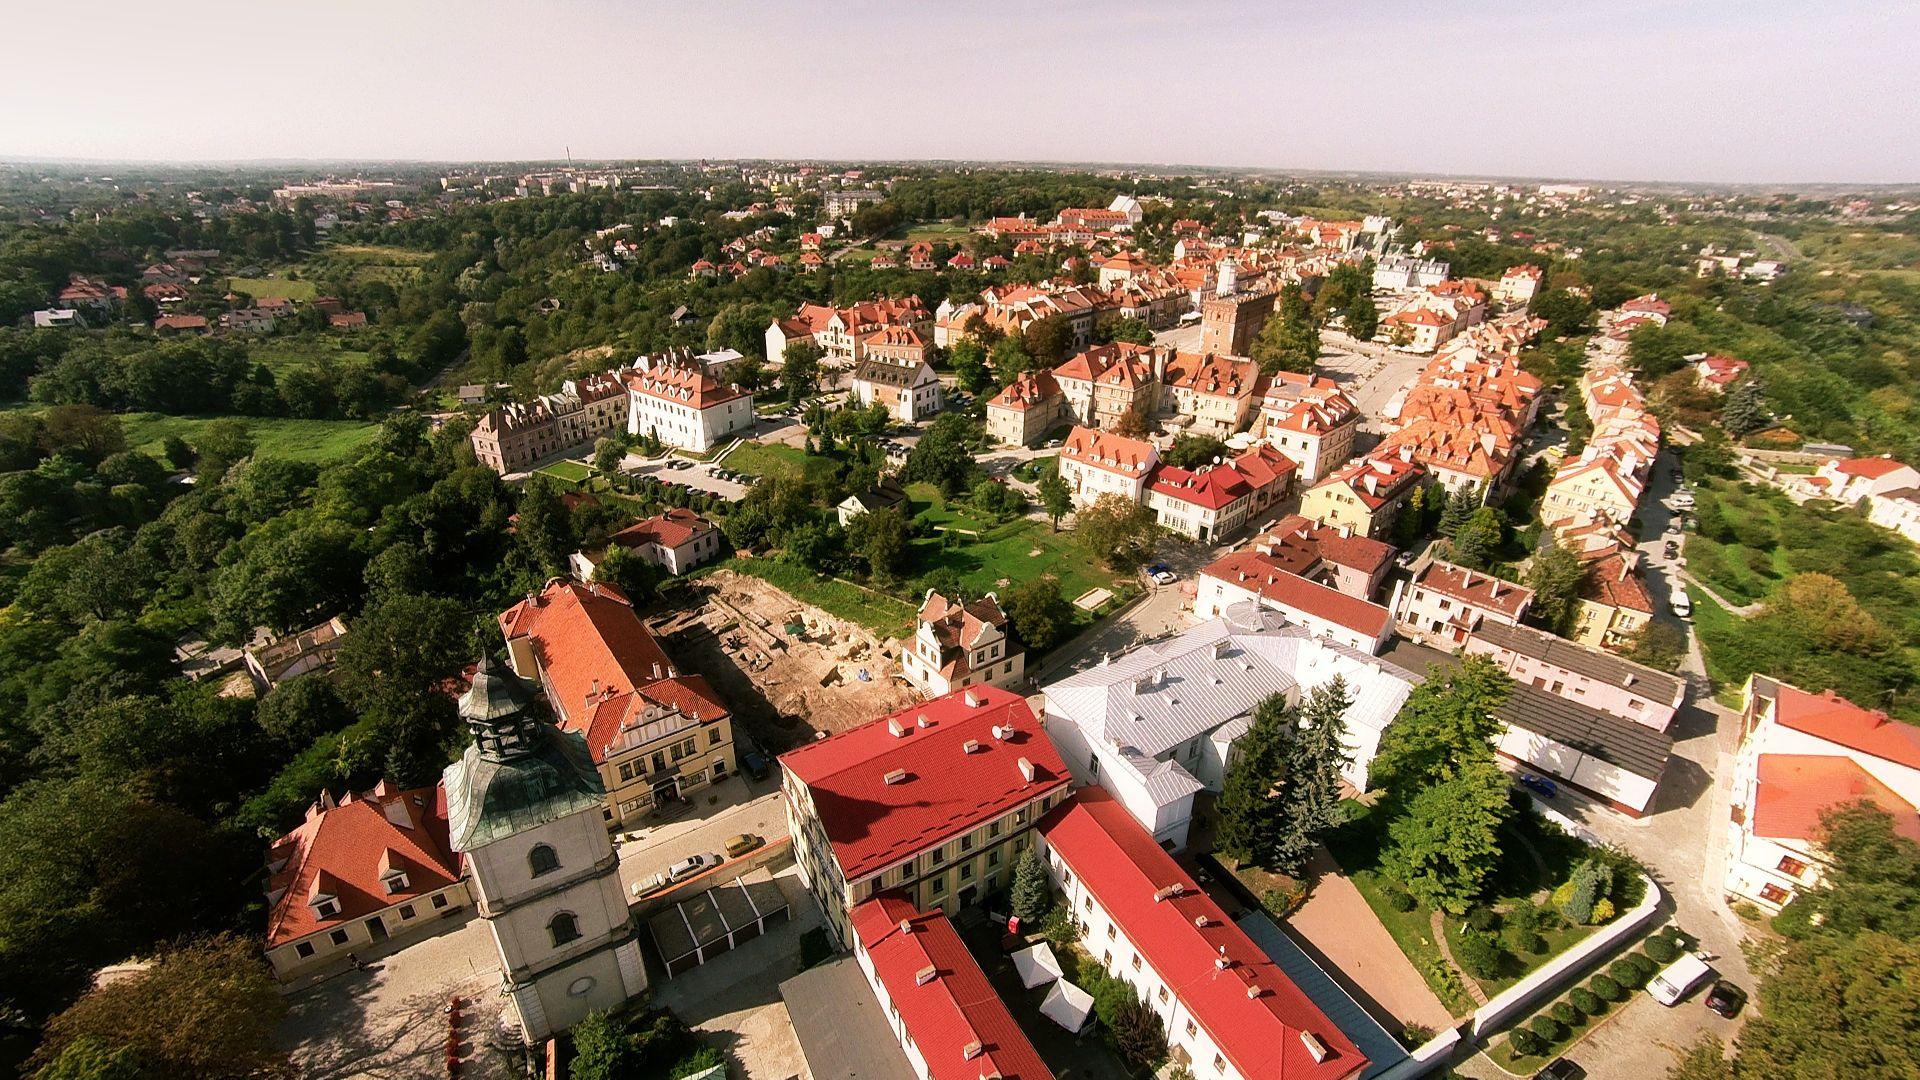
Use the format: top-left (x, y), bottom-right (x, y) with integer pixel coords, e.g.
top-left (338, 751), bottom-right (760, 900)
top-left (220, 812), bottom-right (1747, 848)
top-left (1285, 849), bottom-right (1457, 1033)
top-left (1429, 909), bottom-right (1488, 1007)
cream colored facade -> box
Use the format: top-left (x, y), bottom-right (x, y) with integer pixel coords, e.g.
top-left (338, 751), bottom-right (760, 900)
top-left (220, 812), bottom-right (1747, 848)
top-left (602, 712), bottom-right (736, 827)
top-left (267, 879), bottom-right (471, 979)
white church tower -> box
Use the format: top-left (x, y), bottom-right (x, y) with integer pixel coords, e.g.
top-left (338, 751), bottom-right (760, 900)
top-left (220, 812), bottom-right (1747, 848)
top-left (443, 654), bottom-right (646, 1043)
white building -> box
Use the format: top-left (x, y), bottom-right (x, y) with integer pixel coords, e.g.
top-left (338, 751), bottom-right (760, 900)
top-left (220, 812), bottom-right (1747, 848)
top-left (1056, 425), bottom-right (1159, 508)
top-left (900, 591), bottom-right (1025, 698)
top-left (1040, 606), bottom-right (1418, 851)
top-left (1725, 676), bottom-right (1920, 912)
top-left (1193, 557), bottom-right (1395, 655)
top-left (624, 359), bottom-right (755, 452)
top-left (1372, 253), bottom-right (1450, 292)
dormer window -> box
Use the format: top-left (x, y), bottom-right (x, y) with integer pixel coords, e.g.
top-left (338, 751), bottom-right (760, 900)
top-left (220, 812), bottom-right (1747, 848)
top-left (313, 898), bottom-right (340, 919)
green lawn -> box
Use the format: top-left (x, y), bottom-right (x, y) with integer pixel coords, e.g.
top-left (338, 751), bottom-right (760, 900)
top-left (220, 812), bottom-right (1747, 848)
top-left (725, 442), bottom-right (836, 484)
top-left (120, 413), bottom-right (378, 463)
top-left (1343, 866), bottom-right (1474, 1016)
top-left (903, 485), bottom-right (1127, 608)
top-left (723, 556), bottom-right (918, 639)
top-left (247, 335), bottom-right (373, 376)
top-left (226, 276), bottom-right (318, 301)
top-left (899, 222), bottom-right (971, 244)
top-left (536, 460), bottom-right (593, 484)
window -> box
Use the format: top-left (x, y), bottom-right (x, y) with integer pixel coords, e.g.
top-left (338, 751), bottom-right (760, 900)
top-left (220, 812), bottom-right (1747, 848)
top-left (618, 761), bottom-right (637, 782)
top-left (1758, 883), bottom-right (1789, 905)
top-left (1131, 954), bottom-right (1142, 972)
top-left (1082, 896), bottom-right (1093, 913)
top-left (709, 728), bottom-right (722, 745)
top-left (1214, 1054), bottom-right (1227, 1073)
top-left (528, 844), bottom-right (561, 877)
top-left (960, 834), bottom-right (974, 852)
top-left (961, 863), bottom-right (974, 882)
top-left (399, 905), bottom-right (415, 920)
top-left (1185, 1019), bottom-right (1197, 1038)
top-left (681, 737), bottom-right (697, 757)
top-left (1777, 856), bottom-right (1809, 878)
top-left (314, 899), bottom-right (340, 919)
top-left (1158, 986), bottom-right (1169, 1004)
top-left (1106, 924), bottom-right (1116, 941)
top-left (988, 820), bottom-right (1001, 839)
top-left (295, 941), bottom-right (316, 959)
top-left (431, 894), bottom-right (449, 910)
top-left (329, 929), bottom-right (350, 946)
top-left (548, 912), bottom-right (582, 947)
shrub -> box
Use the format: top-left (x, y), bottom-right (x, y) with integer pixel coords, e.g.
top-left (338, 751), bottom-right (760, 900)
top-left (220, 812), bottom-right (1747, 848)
top-left (1732, 901), bottom-right (1763, 922)
top-left (668, 1047), bottom-right (725, 1079)
top-left (1591, 973), bottom-right (1624, 1002)
top-left (1773, 899), bottom-right (1815, 939)
top-left (1569, 987), bottom-right (1603, 1016)
top-left (1400, 1024), bottom-right (1434, 1049)
top-left (1506, 903), bottom-right (1543, 932)
top-left (1549, 1002), bottom-right (1580, 1027)
top-left (1528, 1015), bottom-right (1566, 1044)
top-left (1454, 929), bottom-right (1505, 980)
top-left (1507, 1028), bottom-right (1544, 1058)
top-left (1383, 884), bottom-right (1417, 913)
top-left (1560, 859), bottom-right (1602, 924)
top-left (1467, 907), bottom-right (1499, 933)
top-left (1500, 923), bottom-right (1546, 956)
top-left (1608, 957), bottom-right (1647, 989)
top-left (1645, 933), bottom-right (1679, 964)
top-left (1592, 897), bottom-right (1616, 923)
top-left (1111, 994), bottom-right (1169, 1074)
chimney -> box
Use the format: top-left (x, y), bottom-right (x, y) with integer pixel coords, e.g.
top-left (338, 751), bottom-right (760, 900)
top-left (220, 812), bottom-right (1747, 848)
top-left (963, 739), bottom-right (982, 754)
top-left (917, 713), bottom-right (932, 728)
top-left (883, 768), bottom-right (908, 785)
top-left (962, 1040), bottom-right (985, 1061)
top-left (964, 689), bottom-right (983, 707)
top-left (915, 964), bottom-right (938, 986)
top-left (1017, 757), bottom-right (1036, 782)
top-left (899, 919), bottom-right (913, 935)
top-left (887, 717), bottom-right (907, 737)
top-left (1338, 522), bottom-right (1352, 539)
top-left (1300, 1032), bottom-right (1330, 1063)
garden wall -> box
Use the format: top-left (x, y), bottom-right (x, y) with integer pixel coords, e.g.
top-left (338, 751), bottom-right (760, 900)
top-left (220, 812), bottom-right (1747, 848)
top-left (1468, 871), bottom-right (1663, 1037)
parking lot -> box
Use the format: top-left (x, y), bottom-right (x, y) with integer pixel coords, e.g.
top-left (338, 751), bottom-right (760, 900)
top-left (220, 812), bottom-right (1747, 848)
top-left (622, 454), bottom-right (754, 499)
top-left (614, 773), bottom-right (791, 899)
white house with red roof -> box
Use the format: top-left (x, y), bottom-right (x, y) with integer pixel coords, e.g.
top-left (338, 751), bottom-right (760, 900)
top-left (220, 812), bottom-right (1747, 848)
top-left (1726, 676), bottom-right (1920, 912)
top-left (1258, 372), bottom-right (1359, 483)
top-left (850, 896), bottom-right (1053, 1080)
top-left (779, 686), bottom-right (1071, 945)
top-left (624, 355), bottom-right (755, 452)
top-left (1057, 425), bottom-right (1159, 507)
top-left (569, 507), bottom-right (721, 580)
top-left (1147, 462), bottom-right (1255, 542)
top-left (1245, 515), bottom-right (1395, 600)
top-left (901, 590), bottom-right (1025, 697)
top-left (263, 781), bottom-right (468, 978)
top-left (986, 370), bottom-right (1068, 447)
top-left (1797, 454), bottom-right (1920, 506)
top-left (499, 580), bottom-right (734, 826)
top-left (1398, 560), bottom-right (1534, 648)
top-left (1037, 788), bottom-right (1368, 1080)
top-left (1692, 354), bottom-right (1749, 394)
top-left (1193, 556), bottom-right (1395, 654)
top-left (1496, 264), bottom-right (1543, 307)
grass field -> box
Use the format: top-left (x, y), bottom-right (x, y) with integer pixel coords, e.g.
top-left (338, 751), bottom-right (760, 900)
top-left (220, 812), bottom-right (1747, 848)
top-left (725, 442), bottom-right (836, 484)
top-left (323, 244), bottom-right (432, 267)
top-left (303, 244), bottom-right (432, 287)
top-left (247, 335), bottom-right (373, 376)
top-left (903, 484), bottom-right (1125, 605)
top-left (226, 276), bottom-right (318, 301)
top-left (536, 460), bottom-right (593, 484)
top-left (120, 413), bottom-right (379, 463)
top-left (725, 556), bottom-right (918, 639)
top-left (899, 222), bottom-right (971, 244)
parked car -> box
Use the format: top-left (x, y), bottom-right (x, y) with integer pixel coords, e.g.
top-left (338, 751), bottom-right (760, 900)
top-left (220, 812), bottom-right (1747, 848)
top-left (1535, 1061), bottom-right (1586, 1080)
top-left (724, 833), bottom-right (764, 858)
top-left (1704, 979), bottom-right (1747, 1018)
top-left (1152, 570), bottom-right (1176, 586)
top-left (631, 871), bottom-right (670, 898)
top-left (1670, 588), bottom-right (1693, 619)
top-left (1518, 773), bottom-right (1559, 799)
top-left (667, 853), bottom-right (722, 883)
top-left (1648, 953), bottom-right (1715, 1006)
top-left (736, 736), bottom-right (771, 781)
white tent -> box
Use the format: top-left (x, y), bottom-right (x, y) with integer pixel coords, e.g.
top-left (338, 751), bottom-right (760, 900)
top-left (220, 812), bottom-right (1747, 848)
top-left (1040, 980), bottom-right (1094, 1034)
top-left (1010, 943), bottom-right (1063, 990)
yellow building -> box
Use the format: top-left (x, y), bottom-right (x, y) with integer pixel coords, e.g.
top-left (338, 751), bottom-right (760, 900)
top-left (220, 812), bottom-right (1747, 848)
top-left (1299, 451), bottom-right (1425, 539)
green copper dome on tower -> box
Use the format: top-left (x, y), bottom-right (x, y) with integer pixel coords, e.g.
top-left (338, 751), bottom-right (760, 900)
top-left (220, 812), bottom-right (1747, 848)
top-left (443, 652), bottom-right (606, 851)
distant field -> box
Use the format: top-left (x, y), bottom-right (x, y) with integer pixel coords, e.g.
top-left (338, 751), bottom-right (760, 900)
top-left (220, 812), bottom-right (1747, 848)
top-left (226, 276), bottom-right (318, 301)
top-left (324, 244), bottom-right (432, 267)
top-left (899, 222), bottom-right (970, 244)
top-left (120, 413), bottom-right (379, 463)
top-left (304, 244), bottom-right (432, 287)
top-left (248, 335), bottom-right (373, 376)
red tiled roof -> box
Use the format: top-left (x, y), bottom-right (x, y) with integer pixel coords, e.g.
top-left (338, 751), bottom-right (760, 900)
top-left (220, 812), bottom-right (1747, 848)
top-left (1262, 514), bottom-right (1392, 578)
top-left (1578, 551), bottom-right (1653, 615)
top-left (624, 360), bottom-right (748, 410)
top-left (988, 370), bottom-right (1062, 411)
top-left (1200, 552), bottom-right (1392, 638)
top-left (1150, 463), bottom-right (1253, 510)
top-left (778, 687), bottom-right (1067, 882)
top-left (850, 897), bottom-right (1053, 1080)
top-left (1313, 453), bottom-right (1424, 510)
top-left (498, 581), bottom-right (727, 763)
top-left (1751, 753), bottom-right (1920, 844)
top-left (1061, 425), bottom-right (1156, 477)
top-left (1830, 456), bottom-right (1913, 480)
top-left (265, 782), bottom-right (462, 948)
top-left (1414, 561), bottom-right (1533, 619)
top-left (612, 507), bottom-right (714, 551)
top-left (1039, 789), bottom-right (1366, 1080)
top-left (1233, 444), bottom-right (1299, 494)
top-left (1772, 684), bottom-right (1920, 770)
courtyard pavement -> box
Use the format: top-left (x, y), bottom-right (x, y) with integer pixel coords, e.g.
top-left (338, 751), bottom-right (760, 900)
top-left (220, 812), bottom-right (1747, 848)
top-left (1287, 849), bottom-right (1457, 1035)
top-left (613, 773), bottom-right (791, 897)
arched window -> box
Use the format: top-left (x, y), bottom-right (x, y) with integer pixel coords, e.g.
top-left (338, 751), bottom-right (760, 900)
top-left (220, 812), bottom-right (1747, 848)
top-left (548, 912), bottom-right (581, 947)
top-left (528, 843), bottom-right (560, 878)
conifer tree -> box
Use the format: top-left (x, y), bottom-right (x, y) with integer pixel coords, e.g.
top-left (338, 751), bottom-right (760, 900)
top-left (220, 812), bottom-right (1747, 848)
top-left (1216, 693), bottom-right (1294, 867)
top-left (1270, 677), bottom-right (1354, 875)
top-left (1010, 847), bottom-right (1051, 922)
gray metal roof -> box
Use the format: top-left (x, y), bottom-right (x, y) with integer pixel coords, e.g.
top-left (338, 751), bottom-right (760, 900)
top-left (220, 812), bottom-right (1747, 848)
top-left (1472, 621), bottom-right (1684, 705)
top-left (1497, 682), bottom-right (1675, 782)
top-left (780, 953), bottom-right (918, 1080)
top-left (1237, 913), bottom-right (1409, 1080)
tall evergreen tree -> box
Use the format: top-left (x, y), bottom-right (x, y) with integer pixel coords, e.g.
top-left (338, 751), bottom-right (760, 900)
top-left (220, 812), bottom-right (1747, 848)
top-left (1270, 677), bottom-right (1354, 875)
top-left (1721, 375), bottom-right (1769, 437)
top-left (1437, 484), bottom-right (1477, 538)
top-left (1216, 692), bottom-right (1294, 867)
top-left (1010, 847), bottom-right (1051, 922)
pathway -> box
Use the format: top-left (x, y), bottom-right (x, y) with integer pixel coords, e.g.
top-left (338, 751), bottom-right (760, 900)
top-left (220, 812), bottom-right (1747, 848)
top-left (1429, 910), bottom-right (1489, 1007)
top-left (1284, 849), bottom-right (1458, 1034)
top-left (1676, 568), bottom-right (1762, 617)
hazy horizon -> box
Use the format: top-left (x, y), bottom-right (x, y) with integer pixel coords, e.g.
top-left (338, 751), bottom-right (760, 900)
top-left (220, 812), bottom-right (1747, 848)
top-left (3, 0), bottom-right (1916, 185)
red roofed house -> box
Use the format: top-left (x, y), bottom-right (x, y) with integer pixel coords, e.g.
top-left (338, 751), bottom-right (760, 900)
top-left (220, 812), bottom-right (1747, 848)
top-left (1496, 264), bottom-right (1543, 307)
top-left (499, 580), bottom-right (734, 827)
top-left (1571, 549), bottom-right (1654, 651)
top-left (263, 781), bottom-right (468, 978)
top-left (1051, 342), bottom-right (1167, 431)
top-left (779, 685), bottom-right (1071, 945)
top-left (1298, 450), bottom-right (1425, 540)
top-left (1692, 354), bottom-right (1748, 394)
top-left (1799, 454), bottom-right (1920, 506)
top-left (1147, 462), bottom-right (1256, 542)
top-left (1057, 425), bottom-right (1160, 507)
top-left (153, 313), bottom-right (210, 334)
top-left (1246, 514), bottom-right (1395, 600)
top-left (986, 370), bottom-right (1068, 447)
top-left (902, 590), bottom-right (1025, 697)
top-left (1398, 560), bottom-right (1534, 648)
top-left (850, 896), bottom-right (1053, 1080)
top-left (1727, 676), bottom-right (1920, 912)
top-left (569, 507), bottom-right (722, 580)
top-left (623, 354), bottom-right (756, 452)
top-left (1194, 552), bottom-right (1395, 654)
top-left (1038, 788), bottom-right (1367, 1080)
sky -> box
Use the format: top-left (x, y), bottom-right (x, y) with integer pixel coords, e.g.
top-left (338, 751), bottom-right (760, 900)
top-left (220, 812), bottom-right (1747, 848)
top-left (2, 1), bottom-right (1915, 184)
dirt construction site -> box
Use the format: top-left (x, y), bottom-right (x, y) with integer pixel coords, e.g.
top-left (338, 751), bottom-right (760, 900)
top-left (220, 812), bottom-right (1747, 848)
top-left (651, 569), bottom-right (920, 753)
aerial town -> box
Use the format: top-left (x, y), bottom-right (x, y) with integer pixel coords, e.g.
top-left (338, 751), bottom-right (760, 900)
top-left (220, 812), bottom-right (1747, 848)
top-left (2, 9), bottom-right (1918, 1080)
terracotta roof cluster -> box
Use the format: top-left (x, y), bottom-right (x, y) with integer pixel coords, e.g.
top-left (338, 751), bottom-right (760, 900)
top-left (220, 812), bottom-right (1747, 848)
top-left (850, 897), bottom-right (1053, 1080)
top-left (1771, 684), bottom-right (1920, 770)
top-left (1164, 351), bottom-right (1260, 402)
top-left (917, 591), bottom-right (1013, 680)
top-left (265, 781), bottom-right (461, 948)
top-left (1695, 354), bottom-right (1749, 387)
top-left (1258, 514), bottom-right (1394, 580)
top-left (1578, 550), bottom-right (1654, 615)
top-left (1060, 425), bottom-right (1157, 477)
top-left (987, 370), bottom-right (1063, 412)
top-left (611, 507), bottom-right (715, 552)
top-left (777, 686), bottom-right (1068, 881)
top-left (1752, 754), bottom-right (1920, 844)
top-left (1414, 560), bottom-right (1533, 620)
top-left (1310, 451), bottom-right (1424, 510)
top-left (498, 580), bottom-right (728, 765)
top-left (1052, 341), bottom-right (1161, 389)
top-left (624, 356), bottom-right (749, 410)
top-left (1039, 789), bottom-right (1367, 1080)
top-left (1150, 462), bottom-right (1254, 511)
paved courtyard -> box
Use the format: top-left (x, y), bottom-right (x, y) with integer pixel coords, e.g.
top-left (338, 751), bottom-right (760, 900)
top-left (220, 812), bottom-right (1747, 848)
top-left (614, 773), bottom-right (791, 897)
top-left (1286, 849), bottom-right (1457, 1035)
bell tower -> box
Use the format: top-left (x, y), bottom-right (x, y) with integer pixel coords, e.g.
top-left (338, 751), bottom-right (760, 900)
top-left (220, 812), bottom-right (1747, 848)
top-left (443, 653), bottom-right (646, 1043)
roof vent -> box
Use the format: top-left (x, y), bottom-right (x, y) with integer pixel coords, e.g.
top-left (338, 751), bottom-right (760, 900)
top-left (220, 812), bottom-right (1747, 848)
top-left (917, 713), bottom-right (932, 729)
top-left (1193, 914), bottom-right (1209, 928)
top-left (915, 964), bottom-right (938, 986)
top-left (1153, 883), bottom-right (1186, 902)
top-left (1300, 1031), bottom-right (1330, 1063)
top-left (1247, 983), bottom-right (1268, 1000)
top-left (963, 739), bottom-right (982, 754)
top-left (962, 1040), bottom-right (985, 1061)
top-left (965, 689), bottom-right (983, 707)
top-left (1017, 757), bottom-right (1036, 782)
top-left (899, 919), bottom-right (913, 935)
top-left (887, 717), bottom-right (908, 737)
top-left (884, 768), bottom-right (908, 785)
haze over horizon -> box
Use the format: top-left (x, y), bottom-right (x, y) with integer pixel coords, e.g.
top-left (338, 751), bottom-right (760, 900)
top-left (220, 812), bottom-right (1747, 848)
top-left (2, 0), bottom-right (1915, 185)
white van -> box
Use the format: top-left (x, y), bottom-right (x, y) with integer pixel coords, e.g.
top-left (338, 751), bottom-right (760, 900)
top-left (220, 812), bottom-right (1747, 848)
top-left (1670, 588), bottom-right (1692, 619)
top-left (1648, 953), bottom-right (1713, 1006)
